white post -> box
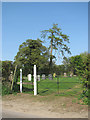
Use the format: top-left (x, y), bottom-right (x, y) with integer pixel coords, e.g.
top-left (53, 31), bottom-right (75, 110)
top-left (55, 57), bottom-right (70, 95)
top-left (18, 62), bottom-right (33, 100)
top-left (20, 69), bottom-right (22, 93)
top-left (34, 65), bottom-right (37, 95)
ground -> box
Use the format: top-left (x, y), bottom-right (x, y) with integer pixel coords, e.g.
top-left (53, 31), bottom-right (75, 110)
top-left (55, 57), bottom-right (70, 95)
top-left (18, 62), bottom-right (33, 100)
top-left (2, 93), bottom-right (88, 118)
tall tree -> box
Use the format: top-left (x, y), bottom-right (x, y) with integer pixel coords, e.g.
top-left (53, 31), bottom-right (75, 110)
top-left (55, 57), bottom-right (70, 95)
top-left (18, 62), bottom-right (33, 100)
top-left (14, 39), bottom-right (49, 76)
top-left (41, 24), bottom-right (71, 73)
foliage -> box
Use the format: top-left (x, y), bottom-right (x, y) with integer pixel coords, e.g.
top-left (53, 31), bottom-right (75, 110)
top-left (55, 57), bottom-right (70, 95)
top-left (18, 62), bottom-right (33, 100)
top-left (2, 78), bottom-right (19, 96)
top-left (2, 61), bottom-right (14, 80)
top-left (2, 80), bottom-right (12, 96)
top-left (63, 54), bottom-right (87, 75)
top-left (78, 53), bottom-right (89, 104)
top-left (41, 24), bottom-right (71, 73)
top-left (52, 64), bottom-right (66, 75)
top-left (62, 57), bottom-right (71, 75)
top-left (70, 55), bottom-right (84, 75)
top-left (14, 39), bottom-right (49, 76)
top-left (62, 52), bottom-right (89, 104)
top-left (0, 60), bottom-right (2, 77)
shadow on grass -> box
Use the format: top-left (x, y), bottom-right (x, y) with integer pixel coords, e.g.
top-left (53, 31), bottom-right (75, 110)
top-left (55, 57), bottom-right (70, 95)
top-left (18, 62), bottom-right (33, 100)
top-left (22, 86), bottom-right (33, 92)
top-left (38, 89), bottom-right (49, 94)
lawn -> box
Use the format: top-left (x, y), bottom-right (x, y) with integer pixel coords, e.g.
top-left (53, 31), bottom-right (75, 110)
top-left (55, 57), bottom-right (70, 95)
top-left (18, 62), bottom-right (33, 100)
top-left (18, 76), bottom-right (83, 97)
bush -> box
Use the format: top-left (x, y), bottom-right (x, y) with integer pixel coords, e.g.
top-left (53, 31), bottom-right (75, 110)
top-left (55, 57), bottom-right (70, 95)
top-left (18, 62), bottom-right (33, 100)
top-left (2, 80), bottom-right (19, 96)
top-left (2, 80), bottom-right (12, 96)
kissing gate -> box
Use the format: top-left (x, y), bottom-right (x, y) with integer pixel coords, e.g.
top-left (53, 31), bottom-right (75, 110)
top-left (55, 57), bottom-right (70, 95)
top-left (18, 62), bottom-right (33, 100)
top-left (20, 65), bottom-right (37, 95)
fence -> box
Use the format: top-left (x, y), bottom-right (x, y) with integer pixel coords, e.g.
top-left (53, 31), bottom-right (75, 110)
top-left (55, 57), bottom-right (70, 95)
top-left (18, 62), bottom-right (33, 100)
top-left (37, 76), bottom-right (82, 96)
top-left (17, 66), bottom-right (82, 96)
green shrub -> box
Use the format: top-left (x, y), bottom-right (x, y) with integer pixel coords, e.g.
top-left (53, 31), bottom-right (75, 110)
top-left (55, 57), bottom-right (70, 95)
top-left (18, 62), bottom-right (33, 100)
top-left (2, 83), bottom-right (12, 96)
top-left (2, 80), bottom-right (19, 96)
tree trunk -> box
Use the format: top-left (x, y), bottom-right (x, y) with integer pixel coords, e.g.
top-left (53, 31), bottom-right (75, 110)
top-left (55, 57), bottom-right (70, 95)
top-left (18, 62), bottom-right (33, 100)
top-left (49, 38), bottom-right (53, 74)
top-left (11, 65), bottom-right (17, 90)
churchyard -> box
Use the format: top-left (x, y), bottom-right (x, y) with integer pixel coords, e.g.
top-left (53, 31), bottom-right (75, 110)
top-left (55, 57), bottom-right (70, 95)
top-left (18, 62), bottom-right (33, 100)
top-left (1, 3), bottom-right (89, 118)
top-left (17, 72), bottom-right (82, 98)
top-left (1, 24), bottom-right (88, 118)
top-left (2, 24), bottom-right (88, 106)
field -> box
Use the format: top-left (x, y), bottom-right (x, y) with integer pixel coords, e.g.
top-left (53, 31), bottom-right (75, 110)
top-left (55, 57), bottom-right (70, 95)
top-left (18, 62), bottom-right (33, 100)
top-left (18, 76), bottom-right (83, 97)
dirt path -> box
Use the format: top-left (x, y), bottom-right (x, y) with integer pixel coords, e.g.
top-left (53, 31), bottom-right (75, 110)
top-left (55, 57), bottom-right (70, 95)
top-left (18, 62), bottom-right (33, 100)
top-left (2, 109), bottom-right (41, 118)
top-left (2, 93), bottom-right (88, 118)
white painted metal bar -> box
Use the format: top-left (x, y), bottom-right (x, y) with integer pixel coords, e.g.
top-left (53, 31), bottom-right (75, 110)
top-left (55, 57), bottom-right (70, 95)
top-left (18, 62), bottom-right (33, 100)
top-left (34, 65), bottom-right (37, 95)
top-left (20, 69), bottom-right (22, 93)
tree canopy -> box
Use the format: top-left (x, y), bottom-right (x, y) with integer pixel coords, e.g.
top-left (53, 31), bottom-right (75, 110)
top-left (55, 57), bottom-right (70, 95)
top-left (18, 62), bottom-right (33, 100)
top-left (2, 61), bottom-right (14, 80)
top-left (41, 24), bottom-right (71, 73)
top-left (14, 39), bottom-right (49, 75)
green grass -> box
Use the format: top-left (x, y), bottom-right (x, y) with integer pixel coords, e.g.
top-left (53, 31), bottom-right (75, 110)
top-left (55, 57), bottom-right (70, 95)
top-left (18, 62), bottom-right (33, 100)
top-left (18, 76), bottom-right (83, 97)
top-left (2, 76), bottom-right (87, 105)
